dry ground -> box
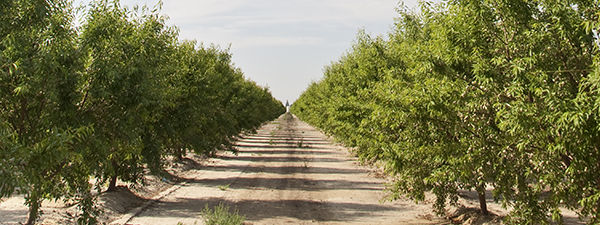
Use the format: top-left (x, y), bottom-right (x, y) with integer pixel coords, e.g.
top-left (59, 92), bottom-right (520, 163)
top-left (123, 114), bottom-right (445, 225)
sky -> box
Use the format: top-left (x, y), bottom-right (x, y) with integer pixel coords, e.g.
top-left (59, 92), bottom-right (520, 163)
top-left (74, 0), bottom-right (427, 103)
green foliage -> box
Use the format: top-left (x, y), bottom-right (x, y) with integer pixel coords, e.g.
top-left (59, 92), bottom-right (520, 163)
top-left (0, 0), bottom-right (99, 224)
top-left (293, 0), bottom-right (600, 224)
top-left (218, 184), bottom-right (230, 191)
top-left (202, 203), bottom-right (245, 225)
top-left (0, 0), bottom-right (284, 224)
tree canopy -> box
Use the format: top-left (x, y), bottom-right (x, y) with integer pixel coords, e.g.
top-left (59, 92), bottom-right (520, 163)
top-left (0, 0), bottom-right (284, 224)
top-left (293, 0), bottom-right (600, 223)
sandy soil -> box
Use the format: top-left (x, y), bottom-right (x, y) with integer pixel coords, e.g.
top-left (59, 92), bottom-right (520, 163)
top-left (123, 114), bottom-right (445, 225)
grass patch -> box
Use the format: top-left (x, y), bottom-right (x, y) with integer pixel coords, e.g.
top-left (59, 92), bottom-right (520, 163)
top-left (218, 184), bottom-right (230, 191)
top-left (202, 203), bottom-right (245, 225)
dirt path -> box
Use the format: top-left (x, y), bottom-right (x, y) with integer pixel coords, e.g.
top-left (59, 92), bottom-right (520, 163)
top-left (125, 114), bottom-right (443, 225)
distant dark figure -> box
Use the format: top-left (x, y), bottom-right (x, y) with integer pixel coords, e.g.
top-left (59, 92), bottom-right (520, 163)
top-left (285, 100), bottom-right (290, 113)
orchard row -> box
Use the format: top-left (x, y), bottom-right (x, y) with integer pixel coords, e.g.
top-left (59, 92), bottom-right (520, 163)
top-left (293, 0), bottom-right (599, 224)
top-left (0, 0), bottom-right (284, 224)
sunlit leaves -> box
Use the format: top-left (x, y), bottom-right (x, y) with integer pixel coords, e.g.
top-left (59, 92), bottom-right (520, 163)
top-left (1, 0), bottom-right (284, 224)
top-left (293, 0), bottom-right (599, 223)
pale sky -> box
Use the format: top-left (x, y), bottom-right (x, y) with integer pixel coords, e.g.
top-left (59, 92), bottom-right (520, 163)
top-left (74, 0), bottom-right (428, 103)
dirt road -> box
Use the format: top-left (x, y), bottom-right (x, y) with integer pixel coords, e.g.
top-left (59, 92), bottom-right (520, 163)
top-left (124, 114), bottom-right (442, 225)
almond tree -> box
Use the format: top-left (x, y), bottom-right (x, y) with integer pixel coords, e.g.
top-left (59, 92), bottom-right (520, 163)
top-left (0, 0), bottom-right (98, 224)
top-left (78, 0), bottom-right (178, 191)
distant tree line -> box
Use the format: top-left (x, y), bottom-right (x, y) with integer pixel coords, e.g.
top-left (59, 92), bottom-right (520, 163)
top-left (292, 0), bottom-right (599, 224)
top-left (0, 0), bottom-right (285, 224)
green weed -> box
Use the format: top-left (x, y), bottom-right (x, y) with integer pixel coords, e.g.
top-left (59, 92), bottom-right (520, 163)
top-left (217, 184), bottom-right (230, 191)
top-left (202, 203), bottom-right (245, 225)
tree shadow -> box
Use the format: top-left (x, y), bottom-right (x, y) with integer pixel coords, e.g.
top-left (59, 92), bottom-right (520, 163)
top-left (236, 149), bottom-right (337, 155)
top-left (141, 197), bottom-right (404, 222)
top-left (185, 176), bottom-right (383, 191)
top-left (457, 189), bottom-right (496, 201)
top-left (236, 139), bottom-right (330, 145)
top-left (201, 164), bottom-right (367, 175)
top-left (563, 215), bottom-right (586, 225)
top-left (234, 143), bottom-right (336, 150)
top-left (239, 136), bottom-right (325, 141)
top-left (0, 209), bottom-right (27, 224)
top-left (218, 155), bottom-right (350, 163)
top-left (99, 186), bottom-right (147, 214)
top-left (233, 144), bottom-right (299, 149)
top-left (457, 190), bottom-right (587, 224)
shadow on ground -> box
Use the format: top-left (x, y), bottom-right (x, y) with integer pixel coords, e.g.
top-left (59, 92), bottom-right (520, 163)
top-left (145, 197), bottom-right (403, 223)
top-left (218, 155), bottom-right (350, 163)
top-left (179, 177), bottom-right (382, 191)
top-left (202, 164), bottom-right (366, 175)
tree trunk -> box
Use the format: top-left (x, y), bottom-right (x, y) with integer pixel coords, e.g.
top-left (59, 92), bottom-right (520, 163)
top-left (25, 195), bottom-right (40, 225)
top-left (107, 159), bottom-right (119, 191)
top-left (176, 147), bottom-right (184, 161)
top-left (107, 175), bottom-right (118, 192)
top-left (477, 186), bottom-right (489, 215)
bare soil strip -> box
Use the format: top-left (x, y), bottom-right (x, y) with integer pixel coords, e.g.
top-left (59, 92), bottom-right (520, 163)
top-left (125, 114), bottom-right (444, 225)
